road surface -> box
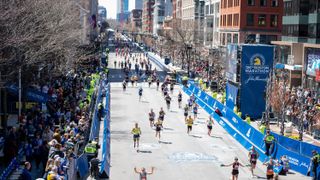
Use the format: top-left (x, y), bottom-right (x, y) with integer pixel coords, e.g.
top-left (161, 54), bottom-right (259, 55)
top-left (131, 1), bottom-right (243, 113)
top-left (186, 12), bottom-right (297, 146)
top-left (108, 53), bottom-right (309, 180)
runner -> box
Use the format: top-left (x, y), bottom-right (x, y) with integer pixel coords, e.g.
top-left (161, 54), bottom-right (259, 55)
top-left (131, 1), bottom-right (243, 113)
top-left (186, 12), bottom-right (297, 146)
top-left (159, 108), bottom-right (165, 121)
top-left (148, 109), bottom-right (155, 127)
top-left (165, 94), bottom-right (172, 110)
top-left (263, 157), bottom-right (278, 180)
top-left (188, 98), bottom-right (193, 110)
top-left (155, 119), bottom-right (163, 141)
top-left (122, 79), bottom-right (127, 91)
top-left (114, 60), bottom-right (117, 68)
top-left (193, 104), bottom-right (198, 119)
top-left (185, 115), bottom-right (194, 134)
top-left (139, 87), bottom-right (143, 101)
top-left (131, 75), bottom-right (135, 86)
top-left (221, 157), bottom-right (245, 180)
top-left (207, 116), bottom-right (214, 136)
top-left (148, 76), bottom-right (152, 87)
top-left (170, 82), bottom-right (174, 94)
top-left (134, 167), bottom-right (155, 180)
top-left (131, 123), bottom-right (141, 149)
top-left (156, 78), bottom-right (160, 91)
top-left (248, 146), bottom-right (259, 177)
top-left (178, 91), bottom-right (182, 108)
top-left (184, 104), bottom-right (189, 121)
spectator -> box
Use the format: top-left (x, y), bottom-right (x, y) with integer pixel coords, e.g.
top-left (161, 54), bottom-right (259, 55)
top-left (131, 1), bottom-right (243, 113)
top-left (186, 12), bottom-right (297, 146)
top-left (20, 161), bottom-right (32, 180)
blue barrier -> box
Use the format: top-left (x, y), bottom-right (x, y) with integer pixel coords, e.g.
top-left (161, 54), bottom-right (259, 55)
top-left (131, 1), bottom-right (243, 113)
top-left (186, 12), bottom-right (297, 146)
top-left (76, 153), bottom-right (89, 178)
top-left (89, 80), bottom-right (103, 141)
top-left (182, 83), bottom-right (315, 176)
top-left (100, 82), bottom-right (111, 178)
top-left (146, 52), bottom-right (170, 71)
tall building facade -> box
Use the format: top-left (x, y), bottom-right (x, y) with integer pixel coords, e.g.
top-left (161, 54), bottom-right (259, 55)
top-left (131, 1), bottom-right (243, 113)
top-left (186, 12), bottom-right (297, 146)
top-left (117, 0), bottom-right (130, 22)
top-left (131, 9), bottom-right (143, 32)
top-left (181, 0), bottom-right (205, 43)
top-left (98, 6), bottom-right (107, 21)
top-left (219, 0), bottom-right (283, 46)
top-left (172, 0), bottom-right (182, 19)
top-left (204, 0), bottom-right (220, 47)
top-left (142, 0), bottom-right (155, 33)
top-left (153, 0), bottom-right (165, 35)
top-left (135, 0), bottom-right (144, 9)
top-left (272, 0), bottom-right (320, 90)
top-left (165, 0), bottom-right (173, 16)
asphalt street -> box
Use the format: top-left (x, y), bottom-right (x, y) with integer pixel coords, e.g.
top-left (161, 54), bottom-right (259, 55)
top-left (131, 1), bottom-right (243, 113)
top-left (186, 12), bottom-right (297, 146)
top-left (107, 53), bottom-right (309, 180)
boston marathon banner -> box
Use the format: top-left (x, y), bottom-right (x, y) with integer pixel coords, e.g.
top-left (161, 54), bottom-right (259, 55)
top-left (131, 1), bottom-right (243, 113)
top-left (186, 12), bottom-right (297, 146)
top-left (240, 45), bottom-right (274, 119)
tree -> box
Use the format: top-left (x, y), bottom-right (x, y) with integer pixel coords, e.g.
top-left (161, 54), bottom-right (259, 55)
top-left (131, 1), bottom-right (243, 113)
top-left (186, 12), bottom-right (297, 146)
top-left (0, 0), bottom-right (87, 82)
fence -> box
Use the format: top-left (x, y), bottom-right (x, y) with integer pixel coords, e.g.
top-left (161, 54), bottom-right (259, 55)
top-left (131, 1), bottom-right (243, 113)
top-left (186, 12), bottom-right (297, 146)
top-left (99, 82), bottom-right (111, 178)
top-left (182, 82), bottom-right (319, 177)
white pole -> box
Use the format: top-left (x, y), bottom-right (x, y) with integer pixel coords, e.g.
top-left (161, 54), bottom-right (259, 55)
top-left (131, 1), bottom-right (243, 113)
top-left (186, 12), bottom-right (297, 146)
top-left (19, 68), bottom-right (21, 118)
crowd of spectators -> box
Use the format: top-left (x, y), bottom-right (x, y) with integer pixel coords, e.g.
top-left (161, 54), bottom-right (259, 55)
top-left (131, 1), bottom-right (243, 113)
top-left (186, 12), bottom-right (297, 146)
top-left (2, 61), bottom-right (100, 179)
top-left (284, 86), bottom-right (320, 134)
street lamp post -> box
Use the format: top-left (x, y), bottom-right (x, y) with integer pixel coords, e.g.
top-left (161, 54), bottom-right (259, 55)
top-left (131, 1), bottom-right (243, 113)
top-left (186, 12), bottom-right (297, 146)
top-left (186, 44), bottom-right (192, 77)
top-left (280, 71), bottom-right (288, 135)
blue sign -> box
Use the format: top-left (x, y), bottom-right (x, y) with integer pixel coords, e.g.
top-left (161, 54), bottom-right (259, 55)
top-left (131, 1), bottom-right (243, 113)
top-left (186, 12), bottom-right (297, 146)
top-left (226, 44), bottom-right (238, 82)
top-left (226, 82), bottom-right (238, 110)
top-left (240, 45), bottom-right (274, 119)
top-left (6, 84), bottom-right (51, 103)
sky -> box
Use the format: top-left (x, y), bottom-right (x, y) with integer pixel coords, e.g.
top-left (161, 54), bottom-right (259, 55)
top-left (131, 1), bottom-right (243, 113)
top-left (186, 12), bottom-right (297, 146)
top-left (99, 0), bottom-right (136, 19)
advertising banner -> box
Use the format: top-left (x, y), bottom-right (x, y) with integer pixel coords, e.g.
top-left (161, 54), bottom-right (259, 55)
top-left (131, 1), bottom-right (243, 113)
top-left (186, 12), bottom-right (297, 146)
top-left (226, 82), bottom-right (238, 110)
top-left (306, 48), bottom-right (320, 76)
top-left (240, 45), bottom-right (274, 119)
top-left (6, 84), bottom-right (52, 103)
top-left (226, 44), bottom-right (238, 82)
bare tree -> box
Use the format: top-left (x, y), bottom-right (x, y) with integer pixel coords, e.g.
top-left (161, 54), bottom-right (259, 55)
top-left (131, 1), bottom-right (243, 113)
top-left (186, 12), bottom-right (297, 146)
top-left (0, 0), bottom-right (87, 82)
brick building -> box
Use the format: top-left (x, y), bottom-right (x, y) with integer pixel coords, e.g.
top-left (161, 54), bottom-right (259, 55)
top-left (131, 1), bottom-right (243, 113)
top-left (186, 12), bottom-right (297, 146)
top-left (142, 0), bottom-right (155, 33)
top-left (219, 0), bottom-right (283, 46)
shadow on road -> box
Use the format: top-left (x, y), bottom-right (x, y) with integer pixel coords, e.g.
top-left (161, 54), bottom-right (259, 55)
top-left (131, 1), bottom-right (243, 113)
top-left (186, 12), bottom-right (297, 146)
top-left (189, 135), bottom-right (202, 138)
top-left (141, 101), bottom-right (149, 103)
top-left (210, 135), bottom-right (223, 139)
top-left (163, 127), bottom-right (174, 131)
top-left (137, 150), bottom-right (152, 153)
top-left (159, 140), bottom-right (173, 144)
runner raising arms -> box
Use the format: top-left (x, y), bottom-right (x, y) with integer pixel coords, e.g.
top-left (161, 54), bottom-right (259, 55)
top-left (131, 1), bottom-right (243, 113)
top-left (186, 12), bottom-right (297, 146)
top-left (134, 167), bottom-right (155, 180)
top-left (207, 116), bottom-right (214, 136)
top-left (248, 146), bottom-right (259, 178)
top-left (148, 109), bottom-right (155, 127)
top-left (178, 91), bottom-right (182, 108)
top-left (155, 119), bottom-right (163, 142)
top-left (131, 123), bottom-right (141, 149)
top-left (222, 157), bottom-right (245, 180)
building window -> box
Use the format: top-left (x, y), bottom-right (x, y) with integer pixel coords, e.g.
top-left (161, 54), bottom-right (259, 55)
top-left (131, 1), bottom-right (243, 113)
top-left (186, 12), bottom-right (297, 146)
top-left (210, 4), bottom-right (214, 14)
top-left (206, 5), bottom-right (209, 14)
top-left (258, 14), bottom-right (266, 26)
top-left (233, 14), bottom-right (239, 26)
top-left (234, 0), bottom-right (240, 6)
top-left (260, 0), bottom-right (267, 6)
top-left (246, 14), bottom-right (254, 26)
top-left (270, 15), bottom-right (278, 27)
top-left (248, 0), bottom-right (255, 6)
top-left (227, 33), bottom-right (232, 43)
top-left (227, 14), bottom-right (232, 26)
top-left (271, 0), bottom-right (278, 7)
top-left (233, 34), bottom-right (238, 43)
top-left (228, 0), bottom-right (233, 7)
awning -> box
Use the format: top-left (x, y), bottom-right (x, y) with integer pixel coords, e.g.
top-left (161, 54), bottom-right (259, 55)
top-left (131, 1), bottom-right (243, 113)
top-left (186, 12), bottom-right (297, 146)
top-left (274, 63), bottom-right (302, 71)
